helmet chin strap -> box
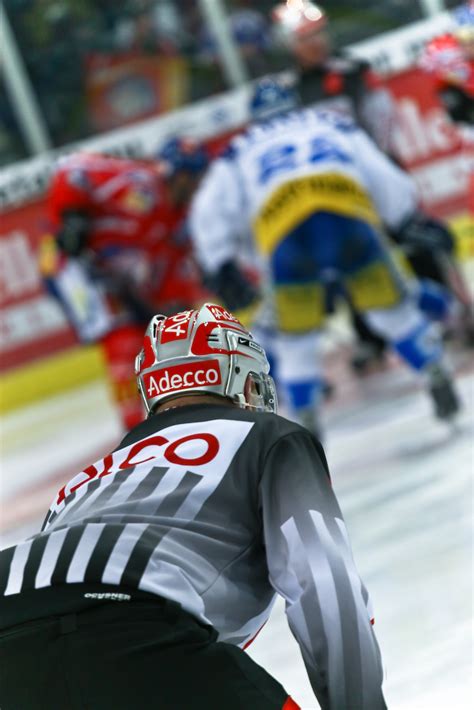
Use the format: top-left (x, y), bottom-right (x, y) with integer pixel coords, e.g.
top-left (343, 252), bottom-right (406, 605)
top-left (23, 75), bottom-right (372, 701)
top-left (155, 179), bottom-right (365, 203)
top-left (232, 393), bottom-right (248, 409)
top-left (232, 392), bottom-right (272, 412)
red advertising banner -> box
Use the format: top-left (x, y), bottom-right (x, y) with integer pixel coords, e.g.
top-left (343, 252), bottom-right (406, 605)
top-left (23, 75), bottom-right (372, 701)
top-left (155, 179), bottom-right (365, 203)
top-left (0, 200), bottom-right (76, 371)
top-left (387, 66), bottom-right (473, 219)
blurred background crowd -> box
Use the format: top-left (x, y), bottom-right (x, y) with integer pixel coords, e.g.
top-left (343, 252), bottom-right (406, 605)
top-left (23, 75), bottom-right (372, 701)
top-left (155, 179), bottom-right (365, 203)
top-left (1, 0), bottom-right (462, 165)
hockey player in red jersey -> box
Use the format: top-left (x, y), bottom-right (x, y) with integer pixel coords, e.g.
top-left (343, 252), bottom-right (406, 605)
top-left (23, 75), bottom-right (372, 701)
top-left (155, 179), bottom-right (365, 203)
top-left (0, 303), bottom-right (387, 710)
top-left (40, 140), bottom-right (210, 430)
top-left (419, 2), bottom-right (474, 126)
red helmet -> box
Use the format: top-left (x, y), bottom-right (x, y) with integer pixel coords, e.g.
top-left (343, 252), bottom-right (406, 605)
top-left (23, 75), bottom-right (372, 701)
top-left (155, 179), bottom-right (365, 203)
top-left (135, 303), bottom-right (277, 415)
top-left (272, 1), bottom-right (327, 45)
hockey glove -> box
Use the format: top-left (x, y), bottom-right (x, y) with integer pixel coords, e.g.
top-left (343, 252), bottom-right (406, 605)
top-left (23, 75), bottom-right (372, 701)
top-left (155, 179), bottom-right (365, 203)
top-left (439, 85), bottom-right (474, 125)
top-left (389, 212), bottom-right (455, 255)
top-left (56, 211), bottom-right (91, 257)
top-left (204, 260), bottom-right (259, 312)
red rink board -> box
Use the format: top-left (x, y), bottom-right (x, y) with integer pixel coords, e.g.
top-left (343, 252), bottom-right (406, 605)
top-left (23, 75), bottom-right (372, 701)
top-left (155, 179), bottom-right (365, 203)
top-left (0, 200), bottom-right (77, 371)
top-left (388, 67), bottom-right (473, 218)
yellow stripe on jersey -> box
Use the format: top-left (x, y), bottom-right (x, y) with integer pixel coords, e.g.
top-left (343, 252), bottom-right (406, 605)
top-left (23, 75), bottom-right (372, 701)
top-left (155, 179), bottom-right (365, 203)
top-left (253, 173), bottom-right (381, 256)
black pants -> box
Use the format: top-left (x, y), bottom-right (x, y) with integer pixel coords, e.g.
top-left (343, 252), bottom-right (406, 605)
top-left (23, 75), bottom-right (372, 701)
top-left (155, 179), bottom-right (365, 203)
top-left (0, 599), bottom-right (294, 709)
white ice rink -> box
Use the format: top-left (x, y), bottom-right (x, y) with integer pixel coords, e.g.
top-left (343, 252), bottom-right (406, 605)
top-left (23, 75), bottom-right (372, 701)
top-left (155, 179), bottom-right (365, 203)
top-left (1, 350), bottom-right (472, 709)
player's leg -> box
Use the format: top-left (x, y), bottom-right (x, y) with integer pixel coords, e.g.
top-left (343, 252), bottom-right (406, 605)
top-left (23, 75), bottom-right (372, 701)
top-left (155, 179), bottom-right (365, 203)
top-left (273, 329), bottom-right (326, 439)
top-left (342, 219), bottom-right (460, 419)
top-left (269, 214), bottom-right (333, 438)
top-left (348, 307), bottom-right (389, 373)
top-left (100, 324), bottom-right (146, 431)
top-left (365, 301), bottom-right (460, 419)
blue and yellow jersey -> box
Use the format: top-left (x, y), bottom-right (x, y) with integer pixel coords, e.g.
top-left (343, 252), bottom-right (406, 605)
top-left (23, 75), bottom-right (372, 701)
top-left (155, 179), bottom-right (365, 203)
top-left (190, 109), bottom-right (418, 272)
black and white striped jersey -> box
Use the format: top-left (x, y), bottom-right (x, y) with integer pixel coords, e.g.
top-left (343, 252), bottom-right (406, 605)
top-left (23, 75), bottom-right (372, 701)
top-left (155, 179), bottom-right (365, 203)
top-left (0, 403), bottom-right (386, 709)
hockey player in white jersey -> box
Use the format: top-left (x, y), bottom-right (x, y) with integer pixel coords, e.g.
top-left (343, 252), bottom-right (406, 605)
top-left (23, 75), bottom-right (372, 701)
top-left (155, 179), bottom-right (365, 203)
top-left (0, 303), bottom-right (386, 709)
top-left (189, 96), bottom-right (460, 436)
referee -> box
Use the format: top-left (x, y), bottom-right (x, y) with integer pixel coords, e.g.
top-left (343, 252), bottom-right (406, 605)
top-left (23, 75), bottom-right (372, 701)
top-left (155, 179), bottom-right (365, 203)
top-left (0, 303), bottom-right (386, 709)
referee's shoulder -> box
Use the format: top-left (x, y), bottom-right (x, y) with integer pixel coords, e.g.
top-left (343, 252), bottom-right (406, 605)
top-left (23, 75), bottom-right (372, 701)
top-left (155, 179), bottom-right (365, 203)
top-left (245, 409), bottom-right (320, 444)
top-left (117, 404), bottom-right (318, 450)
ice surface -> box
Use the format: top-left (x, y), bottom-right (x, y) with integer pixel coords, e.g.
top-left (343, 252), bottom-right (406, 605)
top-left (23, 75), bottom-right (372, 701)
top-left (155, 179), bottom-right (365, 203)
top-left (1, 365), bottom-right (472, 709)
top-left (249, 369), bottom-right (473, 709)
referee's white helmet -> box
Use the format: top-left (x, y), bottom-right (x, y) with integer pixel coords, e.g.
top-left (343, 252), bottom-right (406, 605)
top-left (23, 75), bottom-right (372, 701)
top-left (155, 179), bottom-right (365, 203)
top-left (135, 303), bottom-right (277, 415)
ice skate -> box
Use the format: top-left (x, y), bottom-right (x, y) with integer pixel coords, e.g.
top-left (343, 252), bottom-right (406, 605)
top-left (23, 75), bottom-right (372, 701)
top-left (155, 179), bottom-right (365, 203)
top-left (427, 364), bottom-right (461, 420)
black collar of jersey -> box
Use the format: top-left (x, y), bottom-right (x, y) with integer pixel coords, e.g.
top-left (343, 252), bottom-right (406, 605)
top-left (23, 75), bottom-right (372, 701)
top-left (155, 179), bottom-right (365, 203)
top-left (117, 403), bottom-right (261, 450)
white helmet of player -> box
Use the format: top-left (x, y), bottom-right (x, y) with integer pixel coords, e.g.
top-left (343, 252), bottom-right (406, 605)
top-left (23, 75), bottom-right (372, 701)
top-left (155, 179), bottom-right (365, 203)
top-left (135, 303), bottom-right (277, 415)
top-left (272, 0), bottom-right (327, 45)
